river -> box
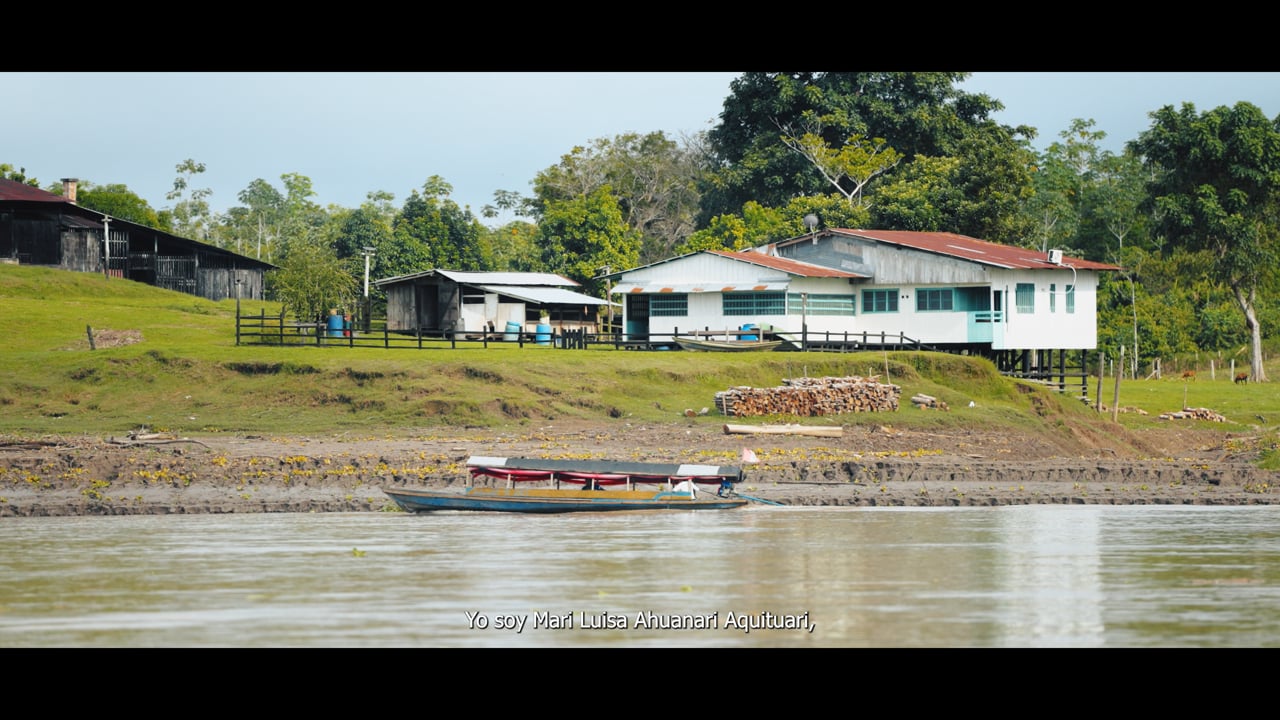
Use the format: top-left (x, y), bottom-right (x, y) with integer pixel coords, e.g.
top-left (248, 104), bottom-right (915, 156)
top-left (2, 505), bottom-right (1278, 647)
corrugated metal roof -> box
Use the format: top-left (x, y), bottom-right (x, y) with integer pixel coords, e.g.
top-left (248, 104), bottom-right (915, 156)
top-left (442, 270), bottom-right (580, 286)
top-left (0, 178), bottom-right (69, 203)
top-left (375, 269), bottom-right (582, 287)
top-left (0, 179), bottom-right (275, 270)
top-left (613, 281), bottom-right (791, 294)
top-left (787, 229), bottom-right (1120, 271)
top-left (61, 213), bottom-right (102, 229)
top-left (599, 249), bottom-right (866, 280)
top-left (707, 249), bottom-right (867, 277)
top-left (477, 285), bottom-right (610, 305)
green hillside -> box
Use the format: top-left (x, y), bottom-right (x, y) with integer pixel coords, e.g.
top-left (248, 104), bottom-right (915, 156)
top-left (2, 264), bottom-right (1275, 463)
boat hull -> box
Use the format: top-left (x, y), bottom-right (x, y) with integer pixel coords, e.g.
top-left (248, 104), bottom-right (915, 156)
top-left (383, 486), bottom-right (749, 513)
top-left (676, 339), bottom-right (783, 352)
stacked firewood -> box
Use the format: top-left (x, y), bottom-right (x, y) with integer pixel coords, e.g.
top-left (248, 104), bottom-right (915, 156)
top-left (714, 376), bottom-right (901, 417)
top-left (1158, 407), bottom-right (1228, 422)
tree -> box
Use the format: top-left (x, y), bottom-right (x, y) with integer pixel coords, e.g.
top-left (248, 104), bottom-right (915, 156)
top-left (870, 156), bottom-right (966, 233)
top-left (481, 189), bottom-right (536, 226)
top-left (779, 128), bottom-right (903, 205)
top-left (678, 201), bottom-right (791, 254)
top-left (268, 236), bottom-right (358, 322)
top-left (1130, 101), bottom-right (1280, 382)
top-left (677, 194), bottom-right (869, 255)
top-left (166, 159), bottom-right (214, 242)
top-left (536, 187), bottom-right (640, 295)
top-left (233, 179), bottom-right (286, 260)
top-left (0, 164), bottom-right (38, 186)
top-left (319, 202), bottom-right (395, 315)
top-left (388, 176), bottom-right (487, 277)
top-left (532, 131), bottom-right (707, 264)
top-left (944, 129), bottom-right (1037, 242)
top-left (483, 220), bottom-right (542, 272)
top-left (1086, 150), bottom-right (1149, 258)
top-left (702, 72), bottom-right (1033, 225)
top-left (75, 182), bottom-right (167, 230)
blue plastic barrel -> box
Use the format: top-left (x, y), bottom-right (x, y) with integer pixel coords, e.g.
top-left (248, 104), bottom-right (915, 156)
top-left (535, 323), bottom-right (552, 346)
top-left (504, 320), bottom-right (521, 341)
top-left (326, 312), bottom-right (344, 338)
top-left (740, 323), bottom-right (759, 341)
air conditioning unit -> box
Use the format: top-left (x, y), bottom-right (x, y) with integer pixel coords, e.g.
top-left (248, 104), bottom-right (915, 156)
top-left (1047, 249), bottom-right (1063, 265)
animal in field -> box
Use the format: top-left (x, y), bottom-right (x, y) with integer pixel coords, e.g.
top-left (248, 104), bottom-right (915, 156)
top-left (1181, 370), bottom-right (1195, 381)
top-left (1235, 372), bottom-right (1249, 384)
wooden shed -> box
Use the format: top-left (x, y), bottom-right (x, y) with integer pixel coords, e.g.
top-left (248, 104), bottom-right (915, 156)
top-left (0, 178), bottom-right (274, 301)
top-left (374, 269), bottom-right (612, 336)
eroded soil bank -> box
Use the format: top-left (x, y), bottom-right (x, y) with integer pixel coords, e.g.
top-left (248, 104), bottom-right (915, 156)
top-left (2, 421), bottom-right (1277, 516)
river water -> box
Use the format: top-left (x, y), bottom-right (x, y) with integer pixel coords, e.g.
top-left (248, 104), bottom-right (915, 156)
top-left (2, 505), bottom-right (1279, 648)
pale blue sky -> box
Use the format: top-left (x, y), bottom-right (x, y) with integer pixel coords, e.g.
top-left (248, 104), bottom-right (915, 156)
top-left (4, 72), bottom-right (1278, 225)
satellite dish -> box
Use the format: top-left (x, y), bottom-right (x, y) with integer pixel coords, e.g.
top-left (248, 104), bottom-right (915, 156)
top-left (803, 214), bottom-right (819, 233)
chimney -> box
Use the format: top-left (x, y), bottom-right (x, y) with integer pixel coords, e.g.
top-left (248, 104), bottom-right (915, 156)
top-left (61, 178), bottom-right (78, 203)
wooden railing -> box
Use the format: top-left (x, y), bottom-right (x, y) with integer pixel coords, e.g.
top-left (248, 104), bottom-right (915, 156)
top-left (237, 312), bottom-right (931, 353)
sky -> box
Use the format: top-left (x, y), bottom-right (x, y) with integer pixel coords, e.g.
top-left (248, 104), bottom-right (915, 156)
top-left (5, 72), bottom-right (1280, 226)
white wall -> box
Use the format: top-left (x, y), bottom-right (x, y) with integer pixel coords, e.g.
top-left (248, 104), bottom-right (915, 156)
top-left (987, 268), bottom-right (1099, 350)
top-left (617, 252), bottom-right (1103, 350)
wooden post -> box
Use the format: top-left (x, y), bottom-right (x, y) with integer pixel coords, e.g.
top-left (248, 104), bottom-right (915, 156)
top-left (86, 325), bottom-right (96, 350)
top-left (1112, 346), bottom-right (1124, 422)
top-left (1096, 352), bottom-right (1104, 413)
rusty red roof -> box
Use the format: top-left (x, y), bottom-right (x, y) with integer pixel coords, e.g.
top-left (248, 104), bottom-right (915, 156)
top-left (781, 229), bottom-right (1120, 271)
top-left (0, 178), bottom-right (68, 203)
top-left (707, 249), bottom-right (866, 278)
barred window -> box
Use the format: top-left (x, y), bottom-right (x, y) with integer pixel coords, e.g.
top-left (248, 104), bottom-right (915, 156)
top-left (862, 289), bottom-right (898, 313)
top-left (723, 292), bottom-right (785, 316)
top-left (916, 288), bottom-right (954, 311)
top-left (1016, 283), bottom-right (1035, 313)
top-left (788, 293), bottom-right (855, 316)
top-left (650, 294), bottom-right (688, 317)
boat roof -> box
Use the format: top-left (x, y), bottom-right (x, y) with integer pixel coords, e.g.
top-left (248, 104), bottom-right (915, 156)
top-left (467, 456), bottom-right (744, 481)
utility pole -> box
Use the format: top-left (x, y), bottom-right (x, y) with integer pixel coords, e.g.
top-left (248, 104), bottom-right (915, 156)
top-left (102, 215), bottom-right (111, 279)
top-left (362, 246), bottom-right (377, 332)
top-left (600, 265), bottom-right (613, 332)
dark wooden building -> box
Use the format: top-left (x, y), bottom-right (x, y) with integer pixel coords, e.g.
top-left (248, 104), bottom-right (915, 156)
top-left (0, 178), bottom-right (273, 301)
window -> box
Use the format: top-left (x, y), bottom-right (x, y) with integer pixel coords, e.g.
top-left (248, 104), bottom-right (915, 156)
top-left (788, 293), bottom-right (856, 316)
top-left (1049, 283), bottom-right (1056, 313)
top-left (1015, 283), bottom-right (1035, 314)
top-left (650, 294), bottom-right (688, 317)
top-left (862, 289), bottom-right (898, 313)
top-left (916, 288), bottom-right (954, 311)
top-left (723, 292), bottom-right (785, 316)
top-left (1066, 284), bottom-right (1075, 314)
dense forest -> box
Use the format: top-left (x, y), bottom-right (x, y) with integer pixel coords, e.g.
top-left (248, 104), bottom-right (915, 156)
top-left (4, 72), bottom-right (1278, 380)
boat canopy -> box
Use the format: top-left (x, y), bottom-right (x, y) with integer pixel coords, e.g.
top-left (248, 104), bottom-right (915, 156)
top-left (466, 456), bottom-right (745, 487)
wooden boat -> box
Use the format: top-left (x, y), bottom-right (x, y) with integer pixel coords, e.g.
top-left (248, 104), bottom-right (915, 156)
top-left (676, 338), bottom-right (784, 352)
top-left (382, 456), bottom-right (750, 513)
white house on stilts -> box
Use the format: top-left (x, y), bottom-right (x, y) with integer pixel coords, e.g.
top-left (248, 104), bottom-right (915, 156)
top-left (605, 229), bottom-right (1120, 392)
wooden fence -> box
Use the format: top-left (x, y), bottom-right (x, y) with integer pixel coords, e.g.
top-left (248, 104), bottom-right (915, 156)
top-left (235, 309), bottom-right (932, 353)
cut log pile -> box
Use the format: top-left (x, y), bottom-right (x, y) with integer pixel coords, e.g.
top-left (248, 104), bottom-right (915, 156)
top-left (714, 376), bottom-right (901, 417)
top-left (910, 393), bottom-right (949, 411)
top-left (1158, 407), bottom-right (1228, 422)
